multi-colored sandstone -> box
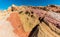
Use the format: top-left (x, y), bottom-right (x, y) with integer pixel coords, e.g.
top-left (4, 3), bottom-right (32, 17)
top-left (0, 5), bottom-right (60, 37)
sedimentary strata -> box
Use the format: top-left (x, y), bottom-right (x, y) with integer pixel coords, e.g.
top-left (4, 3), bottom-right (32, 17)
top-left (0, 5), bottom-right (60, 37)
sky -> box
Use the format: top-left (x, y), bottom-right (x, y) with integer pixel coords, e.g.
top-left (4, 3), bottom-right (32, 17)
top-left (0, 0), bottom-right (60, 10)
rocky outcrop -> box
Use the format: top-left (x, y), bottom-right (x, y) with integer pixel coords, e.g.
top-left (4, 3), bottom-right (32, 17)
top-left (0, 4), bottom-right (60, 37)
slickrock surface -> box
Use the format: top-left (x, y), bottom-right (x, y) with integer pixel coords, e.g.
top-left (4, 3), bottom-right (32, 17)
top-left (0, 4), bottom-right (60, 37)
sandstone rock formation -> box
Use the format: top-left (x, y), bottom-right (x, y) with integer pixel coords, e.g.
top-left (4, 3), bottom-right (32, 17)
top-left (0, 4), bottom-right (60, 37)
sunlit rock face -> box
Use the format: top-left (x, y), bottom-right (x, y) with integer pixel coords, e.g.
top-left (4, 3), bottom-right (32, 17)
top-left (0, 12), bottom-right (19, 37)
top-left (0, 4), bottom-right (60, 37)
top-left (0, 20), bottom-right (19, 37)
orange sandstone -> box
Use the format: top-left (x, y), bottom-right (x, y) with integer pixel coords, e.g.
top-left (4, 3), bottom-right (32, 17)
top-left (7, 12), bottom-right (30, 37)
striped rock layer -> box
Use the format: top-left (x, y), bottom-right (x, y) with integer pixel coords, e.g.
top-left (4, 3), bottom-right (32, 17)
top-left (0, 5), bottom-right (60, 37)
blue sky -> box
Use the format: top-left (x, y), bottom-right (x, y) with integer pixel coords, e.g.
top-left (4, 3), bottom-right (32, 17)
top-left (0, 0), bottom-right (60, 10)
